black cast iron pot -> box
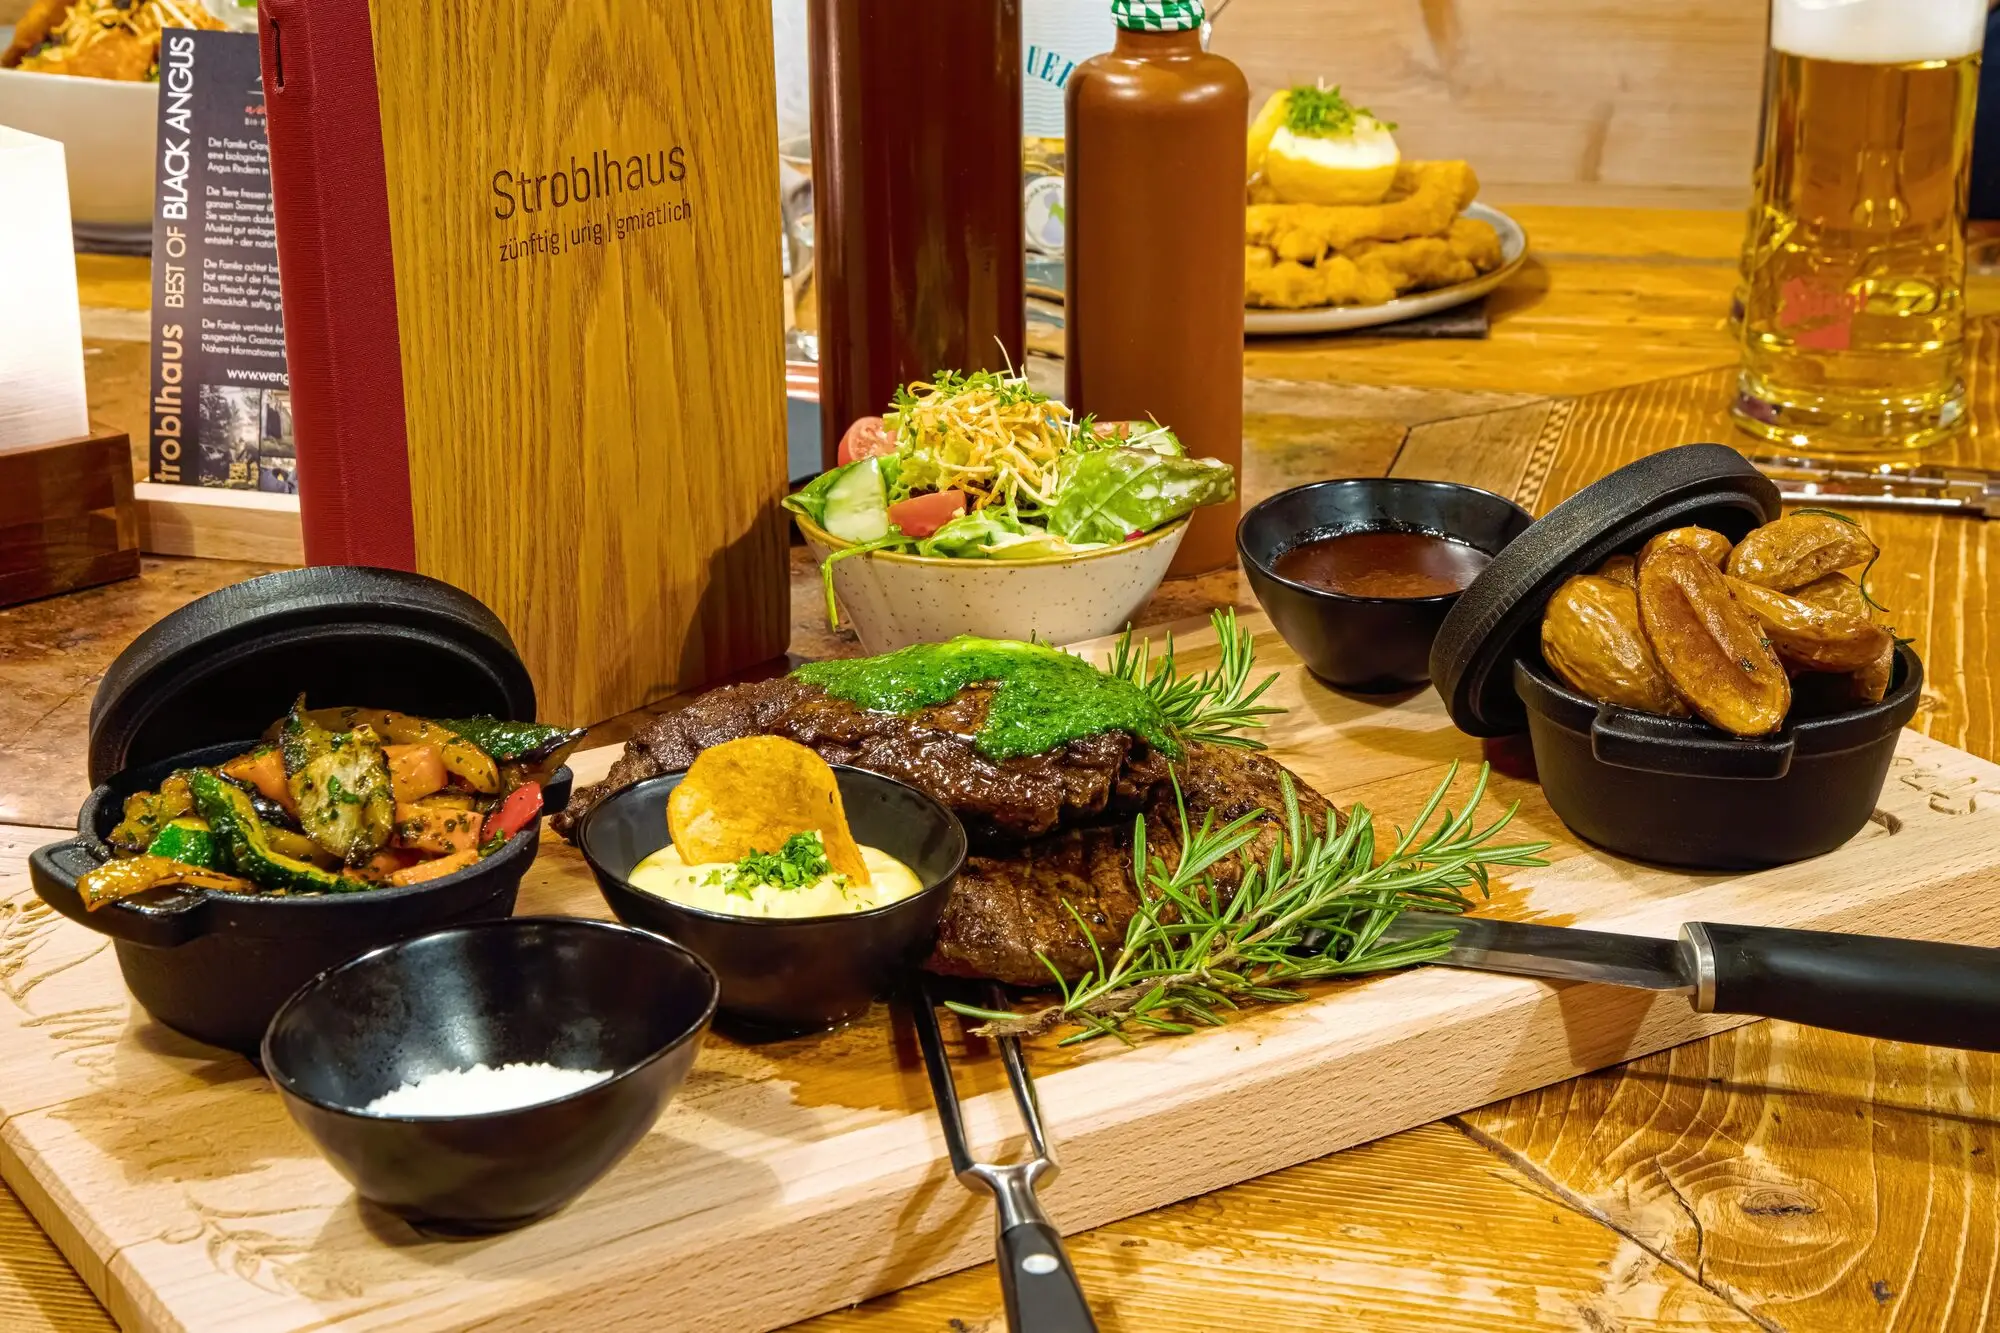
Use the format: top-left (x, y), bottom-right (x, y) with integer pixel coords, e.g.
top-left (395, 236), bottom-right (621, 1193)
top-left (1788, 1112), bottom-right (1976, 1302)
top-left (1431, 443), bottom-right (1927, 871)
top-left (1515, 646), bottom-right (1923, 869)
top-left (27, 565), bottom-right (576, 1056)
top-left (29, 745), bottom-right (571, 1054)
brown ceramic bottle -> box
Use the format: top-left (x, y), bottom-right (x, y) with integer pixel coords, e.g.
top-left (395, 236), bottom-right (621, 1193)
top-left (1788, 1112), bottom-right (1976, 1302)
top-left (1065, 0), bottom-right (1247, 576)
top-left (808, 0), bottom-right (1026, 469)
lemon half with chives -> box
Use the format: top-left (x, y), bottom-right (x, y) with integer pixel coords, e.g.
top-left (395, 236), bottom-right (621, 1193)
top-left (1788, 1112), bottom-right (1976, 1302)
top-left (1251, 85), bottom-right (1400, 206)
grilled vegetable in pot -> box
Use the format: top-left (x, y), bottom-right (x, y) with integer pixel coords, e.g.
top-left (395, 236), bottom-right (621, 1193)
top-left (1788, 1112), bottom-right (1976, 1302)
top-left (144, 819), bottom-right (220, 868)
top-left (433, 716), bottom-right (588, 766)
top-left (109, 773), bottom-right (194, 852)
top-left (192, 770), bottom-right (355, 894)
top-left (277, 707), bottom-right (504, 793)
top-left (77, 856), bottom-right (255, 910)
top-left (85, 700), bottom-right (563, 906)
top-left (281, 702), bottom-right (396, 865)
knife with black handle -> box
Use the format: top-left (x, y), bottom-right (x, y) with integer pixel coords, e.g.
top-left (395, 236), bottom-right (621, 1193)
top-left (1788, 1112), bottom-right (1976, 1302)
top-left (1380, 914), bottom-right (2000, 1050)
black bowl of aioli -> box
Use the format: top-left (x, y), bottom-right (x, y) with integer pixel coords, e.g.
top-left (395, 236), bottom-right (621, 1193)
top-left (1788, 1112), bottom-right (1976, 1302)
top-left (1239, 479), bottom-right (1535, 691)
top-left (577, 766), bottom-right (968, 1038)
top-left (262, 917), bottom-right (718, 1234)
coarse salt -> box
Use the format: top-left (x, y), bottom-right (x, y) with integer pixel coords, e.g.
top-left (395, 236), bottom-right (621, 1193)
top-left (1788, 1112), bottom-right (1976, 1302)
top-left (364, 1061), bottom-right (613, 1116)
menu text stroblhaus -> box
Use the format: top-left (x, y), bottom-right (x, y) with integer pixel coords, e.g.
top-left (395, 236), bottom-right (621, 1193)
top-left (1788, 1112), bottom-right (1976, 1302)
top-left (491, 146), bottom-right (687, 218)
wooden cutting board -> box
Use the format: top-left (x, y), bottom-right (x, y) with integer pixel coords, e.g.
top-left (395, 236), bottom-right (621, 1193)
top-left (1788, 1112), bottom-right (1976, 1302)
top-left (4, 613), bottom-right (1999, 1333)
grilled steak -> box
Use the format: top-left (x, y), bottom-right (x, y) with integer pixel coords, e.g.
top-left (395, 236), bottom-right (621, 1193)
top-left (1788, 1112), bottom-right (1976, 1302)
top-left (932, 744), bottom-right (1331, 984)
top-left (554, 677), bottom-right (1172, 846)
top-left (555, 676), bottom-right (1329, 985)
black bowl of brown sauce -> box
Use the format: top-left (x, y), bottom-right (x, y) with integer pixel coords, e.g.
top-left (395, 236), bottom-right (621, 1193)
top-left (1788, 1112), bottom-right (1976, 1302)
top-left (1239, 479), bottom-right (1533, 691)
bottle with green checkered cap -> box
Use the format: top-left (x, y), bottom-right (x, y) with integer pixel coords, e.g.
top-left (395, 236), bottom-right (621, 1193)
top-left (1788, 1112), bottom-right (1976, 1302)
top-left (1065, 0), bottom-right (1248, 575)
top-left (1110, 0), bottom-right (1204, 32)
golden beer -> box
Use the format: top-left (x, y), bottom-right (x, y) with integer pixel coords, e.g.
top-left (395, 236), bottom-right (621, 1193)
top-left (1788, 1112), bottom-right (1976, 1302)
top-left (1733, 0), bottom-right (1984, 451)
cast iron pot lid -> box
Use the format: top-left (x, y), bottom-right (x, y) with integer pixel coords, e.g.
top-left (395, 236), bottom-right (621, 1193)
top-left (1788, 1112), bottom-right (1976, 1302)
top-left (1430, 443), bottom-right (1781, 738)
top-left (89, 566), bottom-right (537, 784)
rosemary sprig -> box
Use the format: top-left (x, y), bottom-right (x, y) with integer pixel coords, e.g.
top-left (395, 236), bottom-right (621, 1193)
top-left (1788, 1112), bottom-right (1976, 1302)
top-left (947, 763), bottom-right (1550, 1044)
top-left (1792, 506), bottom-right (1890, 613)
top-left (1104, 608), bottom-right (1285, 750)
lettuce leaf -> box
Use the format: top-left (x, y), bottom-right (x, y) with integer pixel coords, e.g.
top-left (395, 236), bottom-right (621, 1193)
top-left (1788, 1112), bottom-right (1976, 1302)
top-left (915, 509), bottom-right (1032, 558)
top-left (1046, 449), bottom-right (1236, 546)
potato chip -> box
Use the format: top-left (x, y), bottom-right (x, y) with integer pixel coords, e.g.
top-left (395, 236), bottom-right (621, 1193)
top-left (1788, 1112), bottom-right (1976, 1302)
top-left (667, 737), bottom-right (871, 885)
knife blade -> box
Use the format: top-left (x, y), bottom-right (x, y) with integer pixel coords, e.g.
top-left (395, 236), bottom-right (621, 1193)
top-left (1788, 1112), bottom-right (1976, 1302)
top-left (1377, 913), bottom-right (2000, 1051)
top-left (1382, 912), bottom-right (1693, 991)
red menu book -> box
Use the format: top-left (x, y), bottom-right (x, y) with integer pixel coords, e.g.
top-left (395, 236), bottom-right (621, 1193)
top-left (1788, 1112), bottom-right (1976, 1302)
top-left (255, 0), bottom-right (790, 721)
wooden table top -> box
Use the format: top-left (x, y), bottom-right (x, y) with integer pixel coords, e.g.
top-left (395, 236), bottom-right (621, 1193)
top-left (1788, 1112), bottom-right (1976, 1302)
top-left (6, 204), bottom-right (2000, 1331)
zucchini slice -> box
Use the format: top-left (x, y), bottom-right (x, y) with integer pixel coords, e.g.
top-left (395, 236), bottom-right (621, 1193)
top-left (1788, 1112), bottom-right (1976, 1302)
top-left (144, 818), bottom-right (222, 869)
top-left (189, 770), bottom-right (359, 894)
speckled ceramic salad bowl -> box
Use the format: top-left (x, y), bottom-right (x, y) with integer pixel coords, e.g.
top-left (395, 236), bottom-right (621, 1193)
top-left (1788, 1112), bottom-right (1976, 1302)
top-left (796, 513), bottom-right (1188, 653)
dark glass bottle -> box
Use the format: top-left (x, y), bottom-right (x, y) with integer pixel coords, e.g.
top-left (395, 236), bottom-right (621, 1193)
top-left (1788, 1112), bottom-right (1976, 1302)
top-left (1066, 0), bottom-right (1247, 575)
top-left (808, 0), bottom-right (1026, 467)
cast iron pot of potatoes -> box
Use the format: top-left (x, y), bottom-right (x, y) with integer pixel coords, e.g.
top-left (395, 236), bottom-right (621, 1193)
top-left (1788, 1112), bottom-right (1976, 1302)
top-left (1429, 444), bottom-right (1921, 870)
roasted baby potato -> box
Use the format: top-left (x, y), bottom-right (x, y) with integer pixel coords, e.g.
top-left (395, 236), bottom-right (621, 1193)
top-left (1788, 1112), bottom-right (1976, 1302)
top-left (1725, 577), bottom-right (1894, 674)
top-left (1637, 544), bottom-right (1790, 736)
top-left (1725, 512), bottom-right (1877, 591)
top-left (1594, 554), bottom-right (1637, 587)
top-left (1641, 526), bottom-right (1732, 569)
top-left (1541, 575), bottom-right (1687, 715)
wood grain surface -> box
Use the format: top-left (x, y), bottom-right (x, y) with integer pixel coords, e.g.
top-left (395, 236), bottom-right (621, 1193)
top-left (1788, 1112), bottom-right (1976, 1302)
top-left (6, 616), bottom-right (2000, 1333)
top-left (1212, 0), bottom-right (1766, 208)
top-left (366, 0), bottom-right (790, 724)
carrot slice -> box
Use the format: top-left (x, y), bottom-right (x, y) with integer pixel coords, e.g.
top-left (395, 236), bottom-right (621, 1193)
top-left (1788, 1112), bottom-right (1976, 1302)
top-left (392, 802), bottom-right (483, 857)
top-left (220, 748), bottom-right (296, 816)
top-left (384, 744), bottom-right (448, 804)
top-left (388, 847), bottom-right (480, 887)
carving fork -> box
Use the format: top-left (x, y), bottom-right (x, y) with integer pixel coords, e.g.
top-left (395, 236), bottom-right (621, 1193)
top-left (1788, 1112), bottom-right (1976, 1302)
top-left (911, 978), bottom-right (1098, 1333)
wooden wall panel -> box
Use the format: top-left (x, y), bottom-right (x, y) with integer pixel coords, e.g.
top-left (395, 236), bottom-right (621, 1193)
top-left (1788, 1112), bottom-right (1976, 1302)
top-left (1212, 0), bottom-right (1768, 208)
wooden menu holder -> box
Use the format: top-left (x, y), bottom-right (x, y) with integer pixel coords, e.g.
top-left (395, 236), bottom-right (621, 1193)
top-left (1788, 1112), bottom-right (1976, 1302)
top-left (0, 429), bottom-right (140, 607)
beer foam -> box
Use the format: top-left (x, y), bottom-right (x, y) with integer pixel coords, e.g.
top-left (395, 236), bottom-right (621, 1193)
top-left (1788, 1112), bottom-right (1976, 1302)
top-left (1773, 0), bottom-right (1987, 64)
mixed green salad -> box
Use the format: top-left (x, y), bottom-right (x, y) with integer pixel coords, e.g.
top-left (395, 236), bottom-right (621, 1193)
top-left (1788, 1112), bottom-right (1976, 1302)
top-left (784, 370), bottom-right (1235, 623)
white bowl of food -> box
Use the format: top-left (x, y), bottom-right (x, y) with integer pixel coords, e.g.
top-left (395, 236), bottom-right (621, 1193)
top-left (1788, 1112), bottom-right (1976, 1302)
top-left (1, 0), bottom-right (229, 230)
top-left (786, 371), bottom-right (1230, 653)
top-left (798, 512), bottom-right (1189, 653)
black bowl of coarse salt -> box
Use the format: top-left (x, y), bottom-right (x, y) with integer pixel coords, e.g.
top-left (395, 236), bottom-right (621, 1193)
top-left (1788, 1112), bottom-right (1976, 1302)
top-left (261, 916), bottom-right (718, 1234)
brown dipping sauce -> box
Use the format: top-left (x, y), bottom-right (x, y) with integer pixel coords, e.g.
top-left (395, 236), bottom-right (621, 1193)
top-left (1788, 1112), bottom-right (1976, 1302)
top-left (1273, 529), bottom-right (1493, 600)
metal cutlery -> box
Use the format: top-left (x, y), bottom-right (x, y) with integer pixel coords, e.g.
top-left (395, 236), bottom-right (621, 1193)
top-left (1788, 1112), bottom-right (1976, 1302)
top-left (1748, 452), bottom-right (2000, 519)
top-left (1378, 913), bottom-right (2000, 1050)
top-left (911, 978), bottom-right (1098, 1333)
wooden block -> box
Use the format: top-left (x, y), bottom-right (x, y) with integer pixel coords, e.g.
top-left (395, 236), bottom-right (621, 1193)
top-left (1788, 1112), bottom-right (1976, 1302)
top-left (7, 615), bottom-right (2000, 1332)
top-left (0, 431), bottom-right (139, 607)
top-left (132, 484), bottom-right (304, 565)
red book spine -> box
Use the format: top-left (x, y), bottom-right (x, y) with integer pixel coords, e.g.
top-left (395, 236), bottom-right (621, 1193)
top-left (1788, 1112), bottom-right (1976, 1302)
top-left (257, 0), bottom-right (418, 569)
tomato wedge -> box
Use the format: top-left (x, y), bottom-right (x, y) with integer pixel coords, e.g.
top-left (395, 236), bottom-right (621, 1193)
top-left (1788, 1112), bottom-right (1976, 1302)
top-left (836, 416), bottom-right (897, 464)
top-left (887, 490), bottom-right (968, 539)
top-left (480, 782), bottom-right (544, 846)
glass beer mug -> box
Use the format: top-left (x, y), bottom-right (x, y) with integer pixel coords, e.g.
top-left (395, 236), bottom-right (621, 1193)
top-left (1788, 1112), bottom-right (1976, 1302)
top-left (1732, 0), bottom-right (1987, 451)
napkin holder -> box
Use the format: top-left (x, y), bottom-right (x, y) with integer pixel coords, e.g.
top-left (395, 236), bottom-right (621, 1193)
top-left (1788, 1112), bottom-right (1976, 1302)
top-left (0, 429), bottom-right (142, 607)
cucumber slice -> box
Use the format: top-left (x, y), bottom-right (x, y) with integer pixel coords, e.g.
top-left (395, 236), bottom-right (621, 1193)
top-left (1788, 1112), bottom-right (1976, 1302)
top-left (820, 458), bottom-right (891, 544)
